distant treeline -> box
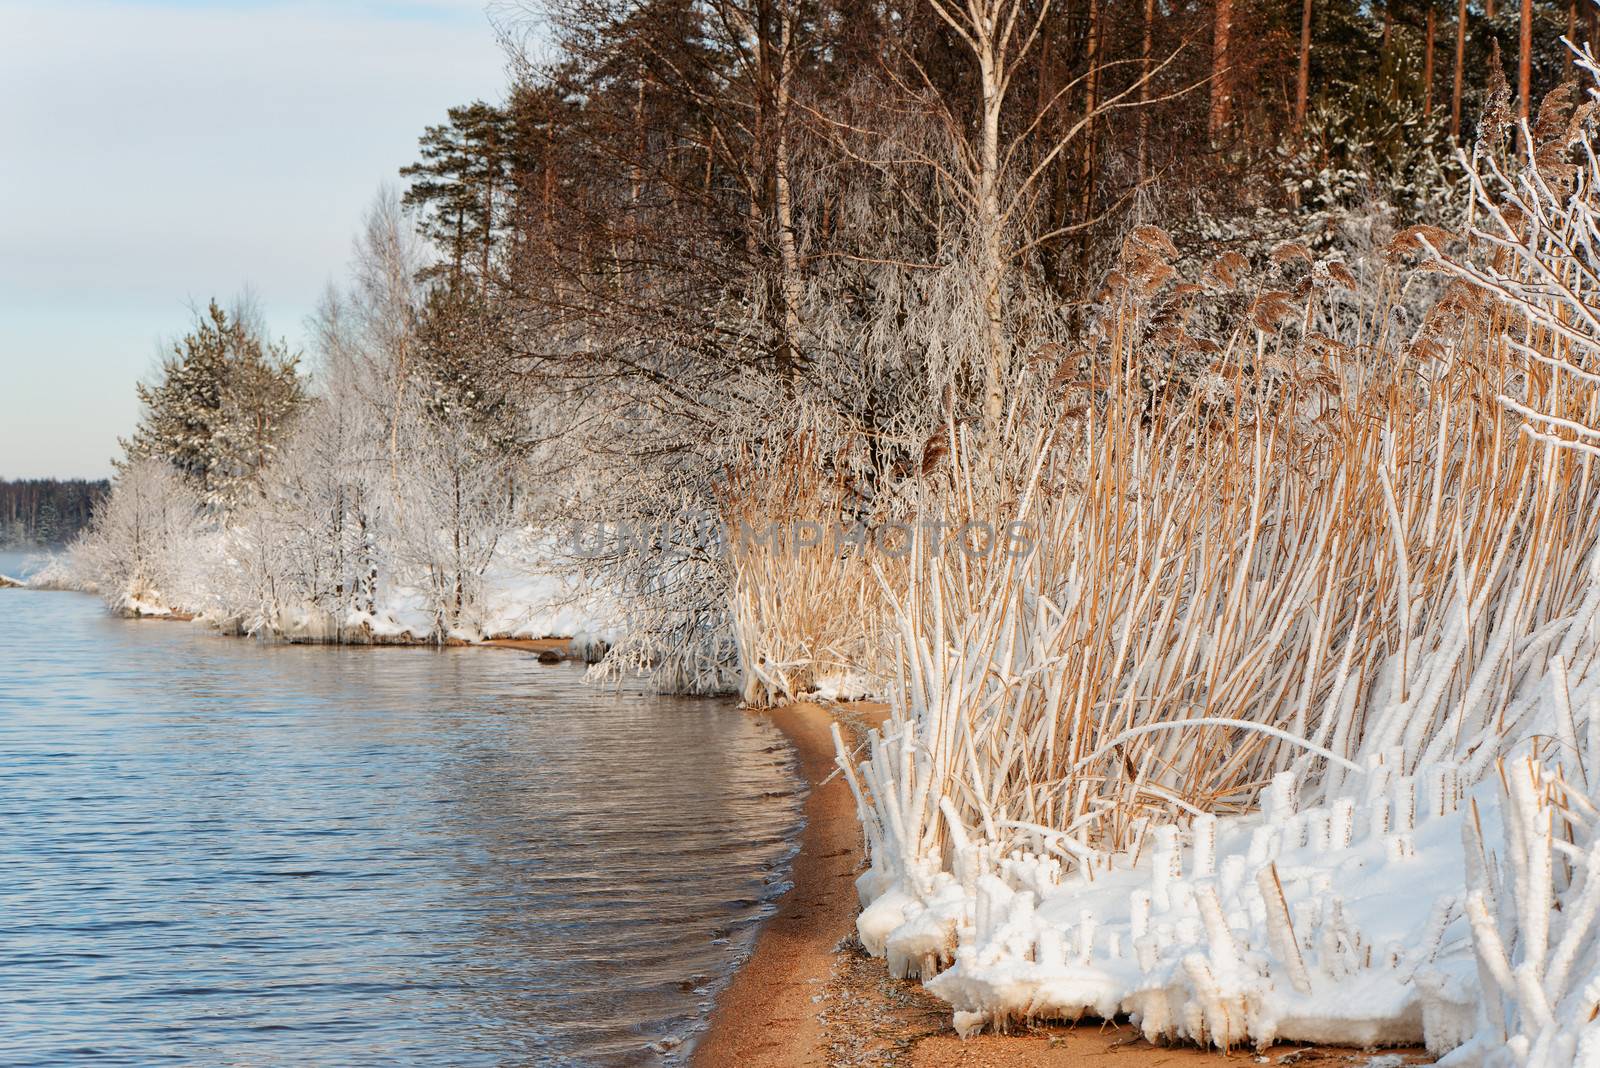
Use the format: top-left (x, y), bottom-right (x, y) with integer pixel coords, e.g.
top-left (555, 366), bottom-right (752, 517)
top-left (0, 478), bottom-right (108, 547)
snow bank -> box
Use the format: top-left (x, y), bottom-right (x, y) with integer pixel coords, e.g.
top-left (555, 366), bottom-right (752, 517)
top-left (475, 534), bottom-right (623, 644)
top-left (115, 593), bottom-right (186, 618)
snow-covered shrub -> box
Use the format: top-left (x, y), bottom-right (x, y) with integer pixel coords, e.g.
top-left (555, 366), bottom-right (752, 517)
top-left (21, 553), bottom-right (89, 593)
top-left (71, 458), bottom-right (206, 615)
top-left (388, 409), bottom-right (524, 640)
top-left (220, 385), bottom-right (387, 638)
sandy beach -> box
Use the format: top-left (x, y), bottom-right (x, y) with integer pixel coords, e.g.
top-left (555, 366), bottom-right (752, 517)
top-left (482, 636), bottom-right (574, 657)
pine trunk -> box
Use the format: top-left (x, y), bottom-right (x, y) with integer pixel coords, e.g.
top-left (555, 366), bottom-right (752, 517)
top-left (1521, 0), bottom-right (1533, 137)
top-left (1424, 7), bottom-right (1436, 119)
top-left (1453, 0), bottom-right (1467, 140)
top-left (1210, 0), bottom-right (1233, 137)
top-left (1079, 0), bottom-right (1101, 224)
top-left (1139, 0), bottom-right (1156, 176)
top-left (1296, 0), bottom-right (1313, 128)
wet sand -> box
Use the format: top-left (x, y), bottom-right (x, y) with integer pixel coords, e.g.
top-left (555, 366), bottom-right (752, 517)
top-left (691, 701), bottom-right (876, 1067)
top-left (482, 636), bottom-right (573, 657)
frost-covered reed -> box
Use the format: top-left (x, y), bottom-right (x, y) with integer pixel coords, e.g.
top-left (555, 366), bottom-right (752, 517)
top-left (835, 64), bottom-right (1600, 1055)
top-left (720, 432), bottom-right (897, 707)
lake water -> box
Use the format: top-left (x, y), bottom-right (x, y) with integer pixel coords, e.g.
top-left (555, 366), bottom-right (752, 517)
top-left (0, 552), bottom-right (803, 1066)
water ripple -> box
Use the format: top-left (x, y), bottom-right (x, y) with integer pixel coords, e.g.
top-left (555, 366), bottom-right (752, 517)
top-left (0, 557), bottom-right (802, 1067)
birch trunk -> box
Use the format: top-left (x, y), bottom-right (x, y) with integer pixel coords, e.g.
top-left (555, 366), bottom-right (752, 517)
top-left (773, 3), bottom-right (805, 387)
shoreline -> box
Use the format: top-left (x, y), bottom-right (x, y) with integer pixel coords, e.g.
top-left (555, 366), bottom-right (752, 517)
top-left (698, 701), bottom-right (1435, 1068)
top-left (691, 700), bottom-right (880, 1067)
top-left (2, 591), bottom-right (1437, 1064)
top-left (3, 587), bottom-right (593, 657)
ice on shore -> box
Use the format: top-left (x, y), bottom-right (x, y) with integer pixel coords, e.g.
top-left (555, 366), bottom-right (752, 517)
top-left (806, 670), bottom-right (882, 702)
top-left (852, 760), bottom-right (1478, 1053)
top-left (845, 720), bottom-right (1600, 1064)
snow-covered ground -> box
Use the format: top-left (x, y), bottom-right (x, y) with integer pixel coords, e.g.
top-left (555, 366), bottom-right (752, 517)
top-left (42, 526), bottom-right (622, 648)
top-left (286, 531), bottom-right (624, 645)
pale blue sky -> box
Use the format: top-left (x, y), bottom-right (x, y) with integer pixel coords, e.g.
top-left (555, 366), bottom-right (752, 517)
top-left (0, 0), bottom-right (516, 479)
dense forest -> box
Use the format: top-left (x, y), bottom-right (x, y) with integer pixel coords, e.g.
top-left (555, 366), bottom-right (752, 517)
top-left (71, 0), bottom-right (1591, 650)
top-left (0, 479), bottom-right (107, 547)
top-left (55, 0), bottom-right (1600, 1060)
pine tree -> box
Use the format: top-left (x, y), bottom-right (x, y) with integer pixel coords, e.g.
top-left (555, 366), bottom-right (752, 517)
top-left (400, 102), bottom-right (514, 290)
top-left (122, 303), bottom-right (229, 488)
top-left (412, 280), bottom-right (530, 460)
top-left (213, 332), bottom-right (304, 505)
top-left (120, 300), bottom-right (304, 511)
